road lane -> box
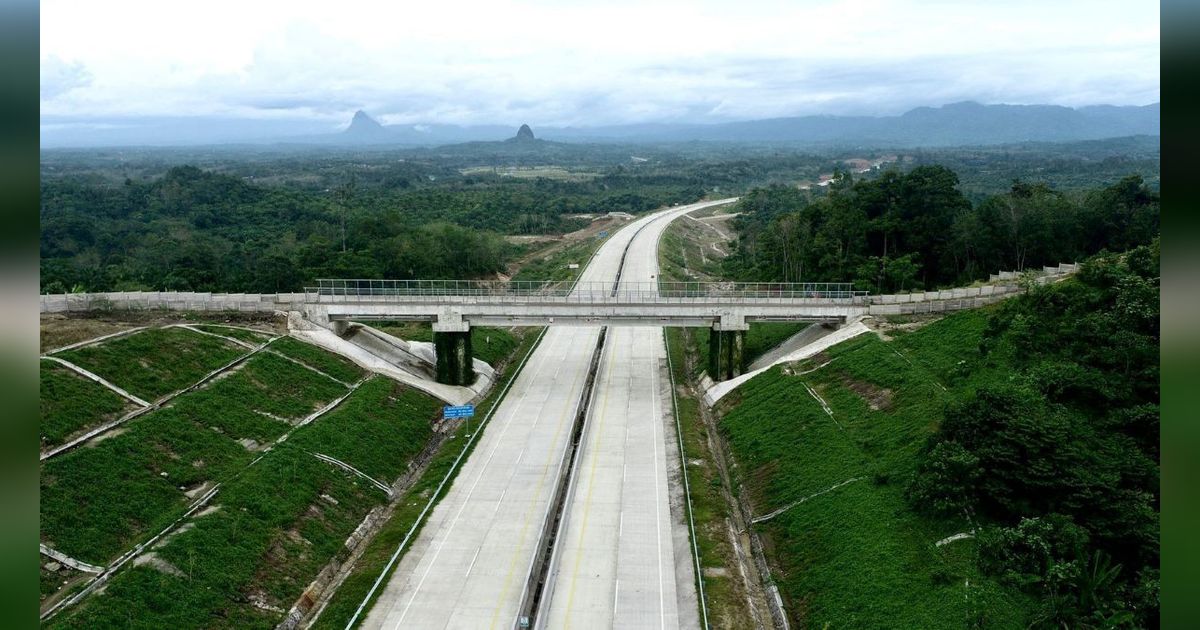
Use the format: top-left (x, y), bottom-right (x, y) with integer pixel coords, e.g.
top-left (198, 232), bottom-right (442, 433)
top-left (360, 202), bottom-right (717, 630)
top-left (540, 199), bottom-right (736, 630)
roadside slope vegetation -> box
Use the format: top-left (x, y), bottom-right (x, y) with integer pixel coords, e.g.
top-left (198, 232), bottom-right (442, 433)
top-left (707, 243), bottom-right (1159, 627)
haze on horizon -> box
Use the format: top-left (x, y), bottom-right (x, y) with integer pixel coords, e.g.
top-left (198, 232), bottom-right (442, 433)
top-left (41, 0), bottom-right (1159, 135)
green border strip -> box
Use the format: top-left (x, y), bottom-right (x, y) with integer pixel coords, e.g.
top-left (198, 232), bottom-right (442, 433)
top-left (664, 328), bottom-right (710, 628)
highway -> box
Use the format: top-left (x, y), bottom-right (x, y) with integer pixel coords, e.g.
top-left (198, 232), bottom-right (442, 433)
top-left (538, 202), bottom-right (728, 629)
top-left (361, 199), bottom-right (731, 629)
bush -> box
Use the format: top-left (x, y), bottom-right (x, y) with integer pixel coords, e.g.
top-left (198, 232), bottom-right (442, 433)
top-left (906, 441), bottom-right (980, 518)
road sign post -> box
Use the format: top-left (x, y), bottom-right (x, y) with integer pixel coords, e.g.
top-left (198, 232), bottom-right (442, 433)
top-left (443, 404), bottom-right (476, 434)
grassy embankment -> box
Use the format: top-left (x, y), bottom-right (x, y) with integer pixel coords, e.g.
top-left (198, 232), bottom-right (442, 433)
top-left (190, 324), bottom-right (275, 345)
top-left (41, 349), bottom-right (352, 569)
top-left (270, 336), bottom-right (369, 384)
top-left (310, 327), bottom-right (542, 629)
top-left (707, 309), bottom-right (1037, 627)
top-left (39, 361), bottom-right (138, 447)
top-left (657, 212), bottom-right (808, 375)
top-left (54, 327), bottom-right (247, 401)
top-left (49, 374), bottom-right (444, 629)
top-left (510, 233), bottom-right (606, 283)
top-left (664, 328), bottom-right (758, 629)
top-left (45, 320), bottom-right (525, 627)
top-left (370, 323), bottom-right (521, 368)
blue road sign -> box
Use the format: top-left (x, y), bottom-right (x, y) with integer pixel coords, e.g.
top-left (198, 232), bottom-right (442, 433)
top-left (443, 404), bottom-right (475, 420)
top-left (597, 230), bottom-right (608, 238)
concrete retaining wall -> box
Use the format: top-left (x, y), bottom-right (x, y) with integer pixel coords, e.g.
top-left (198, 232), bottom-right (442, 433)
top-left (40, 291), bottom-right (306, 314)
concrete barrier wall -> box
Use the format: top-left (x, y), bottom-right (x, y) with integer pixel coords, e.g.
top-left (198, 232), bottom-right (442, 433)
top-left (40, 290), bottom-right (301, 314)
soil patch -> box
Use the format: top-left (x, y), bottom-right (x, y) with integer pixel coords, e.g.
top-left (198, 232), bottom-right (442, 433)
top-left (841, 377), bottom-right (895, 411)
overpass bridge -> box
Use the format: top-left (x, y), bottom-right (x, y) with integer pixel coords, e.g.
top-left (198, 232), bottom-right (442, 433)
top-left (305, 279), bottom-right (868, 328)
top-left (40, 265), bottom-right (1070, 387)
top-left (303, 278), bottom-right (869, 384)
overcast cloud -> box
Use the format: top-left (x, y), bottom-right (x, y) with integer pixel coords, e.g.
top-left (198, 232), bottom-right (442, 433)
top-left (40, 0), bottom-right (1160, 128)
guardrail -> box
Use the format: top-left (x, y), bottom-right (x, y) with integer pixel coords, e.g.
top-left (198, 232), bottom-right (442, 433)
top-left (306, 279), bottom-right (868, 302)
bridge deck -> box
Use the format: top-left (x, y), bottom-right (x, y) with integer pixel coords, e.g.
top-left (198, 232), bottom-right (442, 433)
top-left (307, 281), bottom-right (869, 327)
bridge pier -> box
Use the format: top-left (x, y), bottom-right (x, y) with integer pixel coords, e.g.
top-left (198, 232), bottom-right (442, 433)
top-left (708, 315), bottom-right (748, 381)
top-left (433, 309), bottom-right (475, 386)
top-left (434, 331), bottom-right (475, 386)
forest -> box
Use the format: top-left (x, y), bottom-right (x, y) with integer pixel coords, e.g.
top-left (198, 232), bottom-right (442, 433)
top-left (38, 164), bottom-right (701, 292)
top-left (909, 243), bottom-right (1160, 626)
top-left (723, 167), bottom-right (1159, 292)
top-left (39, 139), bottom-right (1158, 294)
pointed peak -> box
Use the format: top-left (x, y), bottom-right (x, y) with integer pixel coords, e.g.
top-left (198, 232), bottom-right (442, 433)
top-left (346, 110), bottom-right (384, 133)
top-left (515, 124), bottom-right (535, 141)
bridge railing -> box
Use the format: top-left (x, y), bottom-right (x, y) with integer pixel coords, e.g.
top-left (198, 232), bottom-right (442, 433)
top-left (306, 279), bottom-right (868, 303)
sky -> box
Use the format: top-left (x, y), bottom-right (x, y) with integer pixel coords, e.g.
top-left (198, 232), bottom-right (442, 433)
top-left (40, 0), bottom-right (1160, 129)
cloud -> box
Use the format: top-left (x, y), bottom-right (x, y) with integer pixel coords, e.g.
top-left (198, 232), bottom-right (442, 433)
top-left (39, 0), bottom-right (1159, 126)
top-left (40, 55), bottom-right (92, 100)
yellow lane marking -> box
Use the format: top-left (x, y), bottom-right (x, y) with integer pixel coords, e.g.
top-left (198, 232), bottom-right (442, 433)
top-left (561, 330), bottom-right (622, 629)
top-left (487, 328), bottom-right (595, 629)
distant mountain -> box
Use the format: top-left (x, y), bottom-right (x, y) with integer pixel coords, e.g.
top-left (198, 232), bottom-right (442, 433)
top-left (40, 102), bottom-right (1158, 148)
top-left (343, 110), bottom-right (387, 139)
top-left (537, 102), bottom-right (1159, 146)
top-left (511, 123), bottom-right (536, 142)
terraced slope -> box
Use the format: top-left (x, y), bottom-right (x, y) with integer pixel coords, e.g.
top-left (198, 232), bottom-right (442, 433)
top-left (712, 310), bottom-right (1035, 628)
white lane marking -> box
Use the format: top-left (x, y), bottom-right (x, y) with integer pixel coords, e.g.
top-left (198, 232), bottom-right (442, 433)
top-left (389, 331), bottom-right (568, 628)
top-left (466, 546), bottom-right (483, 578)
top-left (651, 336), bottom-right (666, 630)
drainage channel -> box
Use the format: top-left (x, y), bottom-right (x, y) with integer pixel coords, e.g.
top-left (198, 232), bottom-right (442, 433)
top-left (512, 212), bottom-right (661, 629)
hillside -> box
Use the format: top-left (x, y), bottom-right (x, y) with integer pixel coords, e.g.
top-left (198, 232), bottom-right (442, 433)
top-left (41, 102), bottom-right (1159, 149)
top-left (684, 243), bottom-right (1159, 627)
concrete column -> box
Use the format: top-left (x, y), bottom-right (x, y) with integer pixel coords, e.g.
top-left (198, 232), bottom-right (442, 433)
top-left (434, 330), bottom-right (475, 386)
top-left (707, 327), bottom-right (747, 381)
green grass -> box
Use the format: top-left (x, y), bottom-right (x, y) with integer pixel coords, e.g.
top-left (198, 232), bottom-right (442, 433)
top-left (691, 322), bottom-right (810, 379)
top-left (40, 408), bottom-right (254, 566)
top-left (40, 350), bottom-right (350, 566)
top-left (367, 323), bottom-right (520, 368)
top-left (658, 219), bottom-right (727, 283)
top-left (469, 327), bottom-right (520, 367)
top-left (270, 336), bottom-right (367, 384)
top-left (510, 236), bottom-right (604, 283)
top-left (289, 378), bottom-right (442, 482)
top-left (171, 351), bottom-right (350, 442)
top-left (310, 328), bottom-right (542, 630)
top-left (665, 328), bottom-right (756, 628)
top-left (710, 308), bottom-right (1036, 628)
top-left (371, 322), bottom-right (435, 343)
top-left (43, 328), bottom-right (540, 629)
top-left (55, 327), bottom-right (247, 401)
top-left (745, 322), bottom-right (809, 364)
top-left (191, 324), bottom-right (274, 345)
top-left (47, 444), bottom-right (385, 630)
top-left (40, 361), bottom-right (136, 447)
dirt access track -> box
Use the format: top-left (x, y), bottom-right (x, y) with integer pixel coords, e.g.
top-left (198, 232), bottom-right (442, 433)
top-left (501, 214), bottom-right (629, 278)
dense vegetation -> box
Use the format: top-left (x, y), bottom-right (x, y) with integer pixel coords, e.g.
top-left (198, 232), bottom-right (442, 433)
top-left (41, 349), bottom-right (349, 565)
top-left (54, 327), bottom-right (247, 401)
top-left (724, 169), bottom-right (1159, 293)
top-left (909, 243), bottom-right (1160, 626)
top-left (701, 243), bottom-right (1159, 627)
top-left (39, 161), bottom-right (701, 293)
top-left (710, 313), bottom-right (1029, 627)
top-left (40, 138), bottom-right (1157, 295)
top-left (39, 361), bottom-right (135, 446)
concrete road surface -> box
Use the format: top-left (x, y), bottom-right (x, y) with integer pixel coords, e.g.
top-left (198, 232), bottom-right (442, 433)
top-left (539, 199), bottom-right (736, 629)
top-left (361, 200), bottom-right (730, 630)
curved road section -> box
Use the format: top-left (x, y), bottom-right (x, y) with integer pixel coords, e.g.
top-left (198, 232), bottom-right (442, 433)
top-left (538, 201), bottom-right (732, 629)
top-left (362, 199), bottom-right (734, 630)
